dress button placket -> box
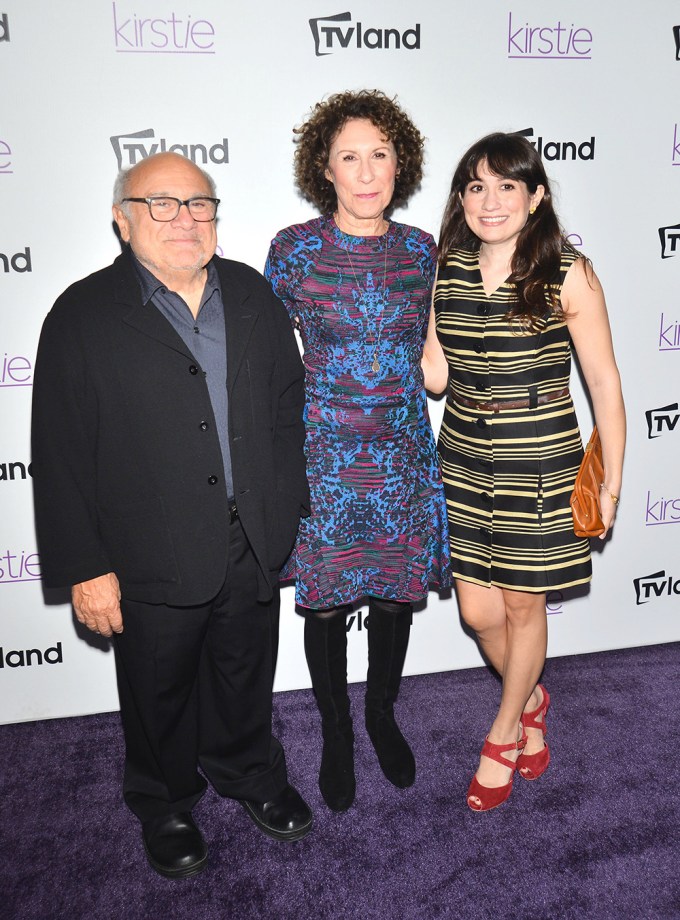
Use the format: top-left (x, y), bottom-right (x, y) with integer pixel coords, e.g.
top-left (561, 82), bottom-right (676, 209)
top-left (478, 308), bottom-right (492, 564)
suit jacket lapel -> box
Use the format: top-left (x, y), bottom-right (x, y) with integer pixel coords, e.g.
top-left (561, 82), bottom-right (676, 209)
top-left (114, 250), bottom-right (196, 360)
top-left (217, 260), bottom-right (259, 391)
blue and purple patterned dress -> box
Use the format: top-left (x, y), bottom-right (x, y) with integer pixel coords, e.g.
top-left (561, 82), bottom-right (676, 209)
top-left (265, 215), bottom-right (451, 608)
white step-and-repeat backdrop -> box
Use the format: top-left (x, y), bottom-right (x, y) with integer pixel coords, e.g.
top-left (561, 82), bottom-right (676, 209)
top-left (1, 1), bottom-right (678, 723)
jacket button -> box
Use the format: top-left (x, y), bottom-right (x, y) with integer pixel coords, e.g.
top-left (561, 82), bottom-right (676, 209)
top-left (481, 492), bottom-right (491, 503)
top-left (476, 418), bottom-right (487, 429)
top-left (189, 364), bottom-right (199, 375)
top-left (208, 475), bottom-right (218, 485)
top-left (199, 421), bottom-right (209, 431)
top-left (476, 382), bottom-right (487, 392)
top-left (477, 304), bottom-right (490, 315)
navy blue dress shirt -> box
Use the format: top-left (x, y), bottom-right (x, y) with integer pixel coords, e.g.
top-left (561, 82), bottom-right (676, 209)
top-left (132, 255), bottom-right (234, 499)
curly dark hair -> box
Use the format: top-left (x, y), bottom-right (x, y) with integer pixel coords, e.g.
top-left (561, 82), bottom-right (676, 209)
top-left (294, 89), bottom-right (425, 215)
top-left (438, 132), bottom-right (582, 329)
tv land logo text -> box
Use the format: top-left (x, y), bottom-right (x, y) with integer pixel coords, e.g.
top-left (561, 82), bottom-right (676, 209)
top-left (112, 2), bottom-right (215, 53)
top-left (345, 608), bottom-right (413, 631)
top-left (633, 570), bottom-right (680, 605)
top-left (674, 25), bottom-right (680, 60)
top-left (0, 138), bottom-right (11, 174)
top-left (659, 313), bottom-right (680, 352)
top-left (0, 461), bottom-right (32, 482)
top-left (1, 247), bottom-right (32, 273)
top-left (673, 125), bottom-right (680, 166)
top-left (515, 127), bottom-right (594, 161)
top-left (659, 223), bottom-right (680, 259)
top-left (0, 13), bottom-right (9, 42)
top-left (0, 353), bottom-right (33, 388)
top-left (0, 549), bottom-right (41, 584)
top-left (645, 491), bottom-right (680, 526)
top-left (309, 12), bottom-right (420, 56)
top-left (646, 403), bottom-right (679, 439)
top-left (111, 129), bottom-right (229, 169)
top-left (0, 642), bottom-right (63, 669)
top-left (507, 12), bottom-right (592, 59)
top-left (347, 608), bottom-right (368, 631)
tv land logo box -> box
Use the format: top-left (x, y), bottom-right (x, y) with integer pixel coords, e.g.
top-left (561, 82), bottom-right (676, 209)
top-left (507, 12), bottom-right (592, 59)
top-left (659, 223), bottom-right (680, 259)
top-left (633, 570), bottom-right (680, 605)
top-left (646, 403), bottom-right (679, 439)
top-left (309, 12), bottom-right (420, 56)
top-left (111, 129), bottom-right (229, 169)
top-left (112, 2), bottom-right (215, 52)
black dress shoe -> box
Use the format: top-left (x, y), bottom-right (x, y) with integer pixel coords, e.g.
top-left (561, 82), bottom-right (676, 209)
top-left (241, 784), bottom-right (313, 842)
top-left (142, 812), bottom-right (208, 879)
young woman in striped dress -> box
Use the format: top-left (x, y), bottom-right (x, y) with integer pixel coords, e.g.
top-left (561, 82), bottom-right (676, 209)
top-left (423, 132), bottom-right (625, 811)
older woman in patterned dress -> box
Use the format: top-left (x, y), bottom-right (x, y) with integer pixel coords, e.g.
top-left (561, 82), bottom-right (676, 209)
top-left (265, 90), bottom-right (451, 812)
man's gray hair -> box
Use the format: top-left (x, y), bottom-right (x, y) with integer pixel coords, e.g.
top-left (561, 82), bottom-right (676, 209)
top-left (112, 167), bottom-right (132, 208)
top-left (112, 158), bottom-right (217, 213)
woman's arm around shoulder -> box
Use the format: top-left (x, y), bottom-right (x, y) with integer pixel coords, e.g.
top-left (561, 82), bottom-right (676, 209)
top-left (420, 249), bottom-right (449, 393)
top-left (421, 299), bottom-right (449, 394)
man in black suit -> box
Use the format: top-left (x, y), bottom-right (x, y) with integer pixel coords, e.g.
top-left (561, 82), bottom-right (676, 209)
top-left (31, 152), bottom-right (312, 879)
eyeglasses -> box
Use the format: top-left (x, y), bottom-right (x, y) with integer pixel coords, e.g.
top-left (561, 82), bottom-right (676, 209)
top-left (122, 196), bottom-right (220, 222)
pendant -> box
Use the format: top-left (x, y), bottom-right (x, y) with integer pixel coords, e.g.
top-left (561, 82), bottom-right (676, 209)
top-left (371, 356), bottom-right (380, 374)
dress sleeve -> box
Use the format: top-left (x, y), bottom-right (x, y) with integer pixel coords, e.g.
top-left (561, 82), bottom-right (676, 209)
top-left (264, 231), bottom-right (298, 327)
top-left (423, 232), bottom-right (438, 290)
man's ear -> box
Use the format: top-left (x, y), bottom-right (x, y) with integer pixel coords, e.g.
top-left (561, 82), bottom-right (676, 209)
top-left (112, 205), bottom-right (131, 243)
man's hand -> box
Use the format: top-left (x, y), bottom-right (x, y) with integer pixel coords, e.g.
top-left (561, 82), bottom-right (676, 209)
top-left (72, 573), bottom-right (123, 636)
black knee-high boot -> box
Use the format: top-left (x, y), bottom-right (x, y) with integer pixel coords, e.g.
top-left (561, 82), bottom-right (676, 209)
top-left (303, 607), bottom-right (356, 812)
top-left (365, 599), bottom-right (416, 788)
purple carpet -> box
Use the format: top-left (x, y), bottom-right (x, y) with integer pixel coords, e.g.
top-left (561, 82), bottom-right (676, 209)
top-left (2, 643), bottom-right (679, 920)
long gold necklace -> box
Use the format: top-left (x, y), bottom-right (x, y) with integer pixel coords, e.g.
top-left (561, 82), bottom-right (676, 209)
top-left (345, 241), bottom-right (389, 374)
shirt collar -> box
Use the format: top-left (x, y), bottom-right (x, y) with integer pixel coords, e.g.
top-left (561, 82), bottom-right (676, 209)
top-left (131, 253), bottom-right (220, 306)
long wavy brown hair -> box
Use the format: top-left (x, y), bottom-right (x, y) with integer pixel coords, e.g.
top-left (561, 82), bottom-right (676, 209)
top-left (438, 132), bottom-right (580, 328)
top-left (294, 89), bottom-right (425, 215)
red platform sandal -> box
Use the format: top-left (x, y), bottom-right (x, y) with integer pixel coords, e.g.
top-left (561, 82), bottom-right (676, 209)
top-left (466, 727), bottom-right (527, 812)
top-left (517, 684), bottom-right (551, 781)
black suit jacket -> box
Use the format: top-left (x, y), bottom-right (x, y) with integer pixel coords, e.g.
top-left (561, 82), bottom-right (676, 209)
top-left (31, 249), bottom-right (309, 604)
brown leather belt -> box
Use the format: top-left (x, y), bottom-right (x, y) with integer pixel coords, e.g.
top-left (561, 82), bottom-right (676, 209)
top-left (452, 386), bottom-right (569, 414)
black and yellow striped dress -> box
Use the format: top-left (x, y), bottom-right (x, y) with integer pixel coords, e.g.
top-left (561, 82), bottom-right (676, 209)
top-left (434, 246), bottom-right (592, 592)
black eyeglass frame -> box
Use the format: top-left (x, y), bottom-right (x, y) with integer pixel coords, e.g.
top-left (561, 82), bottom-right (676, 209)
top-left (121, 196), bottom-right (221, 222)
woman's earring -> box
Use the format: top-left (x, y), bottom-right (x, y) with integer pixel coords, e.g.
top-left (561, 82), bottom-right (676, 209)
top-left (529, 207), bottom-right (536, 215)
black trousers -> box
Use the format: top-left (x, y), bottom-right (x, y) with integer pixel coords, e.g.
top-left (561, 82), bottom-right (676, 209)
top-left (112, 518), bottom-right (288, 823)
